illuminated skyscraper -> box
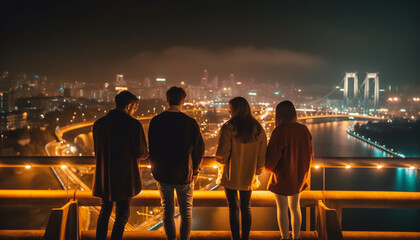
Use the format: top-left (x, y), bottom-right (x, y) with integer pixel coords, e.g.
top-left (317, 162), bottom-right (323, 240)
top-left (115, 74), bottom-right (128, 92)
top-left (201, 69), bottom-right (208, 89)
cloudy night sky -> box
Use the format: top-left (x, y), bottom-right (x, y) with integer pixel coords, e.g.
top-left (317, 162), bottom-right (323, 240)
top-left (1, 1), bottom-right (419, 87)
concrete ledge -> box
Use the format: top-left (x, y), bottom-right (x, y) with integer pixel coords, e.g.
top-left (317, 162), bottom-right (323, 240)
top-left (1, 230), bottom-right (419, 240)
top-left (0, 230), bottom-right (44, 240)
top-left (342, 231), bottom-right (420, 240)
top-left (80, 230), bottom-right (318, 240)
top-left (1, 190), bottom-right (420, 209)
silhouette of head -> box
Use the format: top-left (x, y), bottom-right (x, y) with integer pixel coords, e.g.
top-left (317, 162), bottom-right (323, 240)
top-left (115, 91), bottom-right (138, 115)
top-left (228, 97), bottom-right (251, 119)
top-left (166, 86), bottom-right (187, 106)
top-left (228, 97), bottom-right (262, 142)
top-left (275, 100), bottom-right (297, 126)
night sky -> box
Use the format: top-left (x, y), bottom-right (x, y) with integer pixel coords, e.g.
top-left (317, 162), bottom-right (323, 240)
top-left (1, 1), bottom-right (419, 87)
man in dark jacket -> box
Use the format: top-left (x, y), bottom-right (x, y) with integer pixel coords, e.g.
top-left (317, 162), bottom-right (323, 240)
top-left (148, 86), bottom-right (204, 240)
top-left (93, 91), bottom-right (148, 240)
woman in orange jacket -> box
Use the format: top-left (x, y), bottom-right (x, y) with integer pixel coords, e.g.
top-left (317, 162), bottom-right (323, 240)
top-left (265, 101), bottom-right (313, 240)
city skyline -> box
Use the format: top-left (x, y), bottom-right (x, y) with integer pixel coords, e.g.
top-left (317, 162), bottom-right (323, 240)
top-left (1, 1), bottom-right (419, 87)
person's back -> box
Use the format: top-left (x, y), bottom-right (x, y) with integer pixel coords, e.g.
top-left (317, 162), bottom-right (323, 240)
top-left (216, 97), bottom-right (267, 240)
top-left (93, 109), bottom-right (146, 200)
top-left (93, 91), bottom-right (148, 240)
top-left (265, 100), bottom-right (313, 240)
top-left (149, 111), bottom-right (203, 184)
top-left (266, 122), bottom-right (312, 196)
top-left (217, 122), bottom-right (266, 190)
top-left (148, 86), bottom-right (204, 240)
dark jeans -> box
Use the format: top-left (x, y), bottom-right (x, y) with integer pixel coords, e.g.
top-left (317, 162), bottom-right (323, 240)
top-left (225, 188), bottom-right (252, 240)
top-left (157, 182), bottom-right (194, 240)
top-left (96, 198), bottom-right (131, 240)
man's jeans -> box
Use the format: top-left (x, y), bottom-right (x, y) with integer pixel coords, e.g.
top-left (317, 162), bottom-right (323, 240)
top-left (157, 182), bottom-right (194, 240)
top-left (96, 198), bottom-right (131, 240)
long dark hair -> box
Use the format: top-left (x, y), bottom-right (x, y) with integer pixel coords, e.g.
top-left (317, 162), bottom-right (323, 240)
top-left (275, 100), bottom-right (297, 126)
top-left (228, 97), bottom-right (262, 143)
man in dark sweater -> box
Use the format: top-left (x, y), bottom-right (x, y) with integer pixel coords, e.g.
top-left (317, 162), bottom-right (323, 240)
top-left (148, 86), bottom-right (204, 240)
top-left (93, 91), bottom-right (148, 240)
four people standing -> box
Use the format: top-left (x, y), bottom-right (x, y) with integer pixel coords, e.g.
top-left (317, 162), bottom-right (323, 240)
top-left (216, 97), bottom-right (267, 240)
top-left (93, 88), bottom-right (312, 240)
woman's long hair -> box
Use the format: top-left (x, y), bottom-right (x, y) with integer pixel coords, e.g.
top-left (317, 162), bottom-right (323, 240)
top-left (275, 100), bottom-right (297, 126)
top-left (228, 97), bottom-right (262, 143)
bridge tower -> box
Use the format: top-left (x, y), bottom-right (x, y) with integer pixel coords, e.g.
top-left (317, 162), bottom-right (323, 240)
top-left (361, 72), bottom-right (379, 113)
top-left (343, 72), bottom-right (359, 108)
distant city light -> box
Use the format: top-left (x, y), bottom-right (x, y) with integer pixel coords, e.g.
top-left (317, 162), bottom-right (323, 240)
top-left (156, 78), bottom-right (166, 82)
top-left (274, 91), bottom-right (280, 95)
top-left (248, 92), bottom-right (257, 96)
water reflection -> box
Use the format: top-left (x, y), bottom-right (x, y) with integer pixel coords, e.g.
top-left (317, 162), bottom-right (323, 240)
top-left (306, 121), bottom-right (391, 157)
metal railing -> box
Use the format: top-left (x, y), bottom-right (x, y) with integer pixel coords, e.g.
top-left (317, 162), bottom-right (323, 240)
top-left (1, 190), bottom-right (420, 239)
top-left (0, 156), bottom-right (419, 240)
top-left (0, 156), bottom-right (419, 168)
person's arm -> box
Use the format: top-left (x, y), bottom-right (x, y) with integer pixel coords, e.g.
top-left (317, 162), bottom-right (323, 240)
top-left (191, 121), bottom-right (205, 177)
top-left (256, 129), bottom-right (267, 175)
top-left (137, 122), bottom-right (149, 160)
top-left (215, 124), bottom-right (232, 165)
top-left (265, 128), bottom-right (284, 172)
top-left (92, 123), bottom-right (98, 157)
top-left (305, 127), bottom-right (314, 172)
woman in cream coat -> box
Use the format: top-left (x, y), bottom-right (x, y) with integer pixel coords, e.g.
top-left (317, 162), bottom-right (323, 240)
top-left (216, 97), bottom-right (267, 240)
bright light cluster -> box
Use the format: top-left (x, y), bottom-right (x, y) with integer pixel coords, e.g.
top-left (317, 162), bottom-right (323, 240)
top-left (388, 97), bottom-right (399, 102)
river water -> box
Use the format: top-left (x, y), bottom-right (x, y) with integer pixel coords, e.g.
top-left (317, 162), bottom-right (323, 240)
top-left (191, 120), bottom-right (420, 232)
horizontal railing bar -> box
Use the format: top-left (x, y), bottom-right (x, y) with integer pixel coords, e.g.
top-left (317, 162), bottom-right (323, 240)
top-left (1, 190), bottom-right (419, 209)
top-left (1, 230), bottom-right (420, 240)
top-left (80, 230), bottom-right (318, 240)
top-left (342, 231), bottom-right (420, 239)
top-left (0, 156), bottom-right (419, 168)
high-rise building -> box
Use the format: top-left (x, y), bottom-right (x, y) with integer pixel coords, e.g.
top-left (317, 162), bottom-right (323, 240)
top-left (115, 74), bottom-right (128, 92)
top-left (201, 69), bottom-right (209, 89)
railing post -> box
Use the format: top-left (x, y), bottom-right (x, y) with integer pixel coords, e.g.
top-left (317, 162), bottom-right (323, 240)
top-left (316, 200), bottom-right (343, 240)
top-left (305, 207), bottom-right (311, 231)
top-left (43, 200), bottom-right (79, 240)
